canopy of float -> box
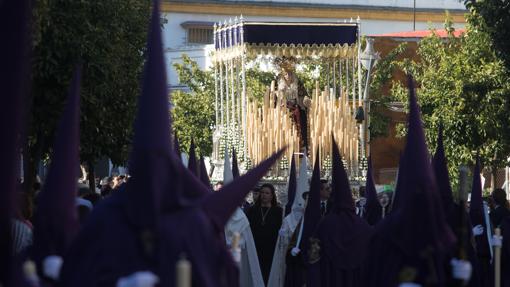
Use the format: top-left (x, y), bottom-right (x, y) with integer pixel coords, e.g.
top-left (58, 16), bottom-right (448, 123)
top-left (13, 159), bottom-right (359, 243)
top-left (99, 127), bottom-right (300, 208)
top-left (213, 21), bottom-right (359, 62)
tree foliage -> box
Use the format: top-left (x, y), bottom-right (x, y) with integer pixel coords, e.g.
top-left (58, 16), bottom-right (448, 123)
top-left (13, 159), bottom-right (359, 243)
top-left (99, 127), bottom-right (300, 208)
top-left (465, 0), bottom-right (510, 72)
top-left (368, 43), bottom-right (408, 138)
top-left (172, 55), bottom-right (277, 155)
top-left (171, 55), bottom-right (215, 156)
top-left (31, 0), bottom-right (150, 171)
top-left (388, 16), bottom-right (510, 183)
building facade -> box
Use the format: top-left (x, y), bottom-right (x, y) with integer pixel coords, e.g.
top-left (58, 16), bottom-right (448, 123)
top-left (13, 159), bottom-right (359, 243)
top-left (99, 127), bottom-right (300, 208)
top-left (161, 0), bottom-right (466, 89)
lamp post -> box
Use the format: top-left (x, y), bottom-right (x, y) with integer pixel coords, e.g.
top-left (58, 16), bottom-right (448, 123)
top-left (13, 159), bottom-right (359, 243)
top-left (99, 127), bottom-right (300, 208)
top-left (360, 37), bottom-right (380, 168)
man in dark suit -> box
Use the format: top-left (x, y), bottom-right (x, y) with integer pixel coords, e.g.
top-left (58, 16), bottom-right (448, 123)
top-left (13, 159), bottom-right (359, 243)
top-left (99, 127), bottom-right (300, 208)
top-left (320, 179), bottom-right (331, 217)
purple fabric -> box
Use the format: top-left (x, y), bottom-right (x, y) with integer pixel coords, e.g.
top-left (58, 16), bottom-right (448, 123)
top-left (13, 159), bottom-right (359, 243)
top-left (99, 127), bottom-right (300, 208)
top-left (32, 67), bottom-right (81, 273)
top-left (363, 157), bottom-right (382, 225)
top-left (284, 156), bottom-right (297, 216)
top-left (470, 158), bottom-right (491, 258)
top-left (316, 139), bottom-right (373, 287)
top-left (432, 127), bottom-right (481, 287)
top-left (158, 207), bottom-right (239, 287)
top-left (284, 153), bottom-right (322, 287)
top-left (432, 125), bottom-right (454, 212)
top-left (187, 140), bottom-right (199, 176)
top-left (61, 3), bottom-right (177, 285)
top-left (232, 149), bottom-right (240, 179)
top-left (0, 1), bottom-right (31, 285)
top-left (390, 153), bottom-right (406, 213)
top-left (61, 3), bottom-right (280, 287)
top-left (363, 76), bottom-right (455, 287)
top-left (124, 0), bottom-right (173, 229)
top-left (202, 149), bottom-right (284, 229)
top-left (199, 156), bottom-right (211, 189)
top-left (301, 152), bottom-right (322, 263)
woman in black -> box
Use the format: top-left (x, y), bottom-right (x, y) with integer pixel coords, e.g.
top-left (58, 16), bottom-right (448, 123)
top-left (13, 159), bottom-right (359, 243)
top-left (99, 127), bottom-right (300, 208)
top-left (247, 183), bottom-right (283, 284)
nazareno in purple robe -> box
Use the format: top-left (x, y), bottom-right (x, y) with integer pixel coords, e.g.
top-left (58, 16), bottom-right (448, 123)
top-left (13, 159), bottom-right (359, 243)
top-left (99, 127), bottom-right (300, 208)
top-left (0, 1), bottom-right (34, 286)
top-left (60, 2), bottom-right (285, 286)
top-left (362, 157), bottom-right (382, 226)
top-left (432, 125), bottom-right (481, 287)
top-left (362, 76), bottom-right (456, 287)
top-left (284, 156), bottom-right (297, 217)
top-left (284, 152), bottom-right (322, 287)
top-left (315, 137), bottom-right (373, 287)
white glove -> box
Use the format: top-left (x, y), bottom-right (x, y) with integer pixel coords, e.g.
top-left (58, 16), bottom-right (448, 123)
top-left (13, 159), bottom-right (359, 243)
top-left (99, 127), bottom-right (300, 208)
top-left (399, 283), bottom-right (422, 287)
top-left (450, 258), bottom-right (472, 282)
top-left (43, 255), bottom-right (63, 280)
top-left (492, 234), bottom-right (503, 247)
top-left (472, 224), bottom-right (484, 236)
top-left (231, 247), bottom-right (241, 264)
top-left (291, 247), bottom-right (301, 257)
top-left (278, 228), bottom-right (287, 237)
top-left (116, 271), bottom-right (159, 287)
top-left (23, 260), bottom-right (40, 284)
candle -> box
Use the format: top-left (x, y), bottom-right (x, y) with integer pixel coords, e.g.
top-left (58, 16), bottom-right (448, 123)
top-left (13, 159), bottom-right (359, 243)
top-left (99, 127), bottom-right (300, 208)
top-left (495, 228), bottom-right (502, 287)
top-left (176, 254), bottom-right (191, 287)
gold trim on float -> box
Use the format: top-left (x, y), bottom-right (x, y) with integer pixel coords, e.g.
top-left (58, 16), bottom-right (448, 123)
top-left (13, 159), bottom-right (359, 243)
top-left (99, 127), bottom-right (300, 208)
top-left (161, 2), bottom-right (466, 23)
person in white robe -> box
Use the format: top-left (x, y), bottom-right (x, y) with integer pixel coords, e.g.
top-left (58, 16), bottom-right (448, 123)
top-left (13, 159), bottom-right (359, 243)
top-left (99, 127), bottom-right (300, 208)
top-left (222, 151), bottom-right (265, 287)
top-left (267, 156), bottom-right (309, 287)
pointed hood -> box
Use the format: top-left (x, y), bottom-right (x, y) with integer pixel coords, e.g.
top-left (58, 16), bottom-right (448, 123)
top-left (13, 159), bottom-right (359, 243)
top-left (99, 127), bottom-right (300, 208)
top-left (432, 124), bottom-right (454, 212)
top-left (199, 156), bottom-right (211, 189)
top-left (203, 149), bottom-right (285, 229)
top-left (316, 139), bottom-right (374, 270)
top-left (232, 149), bottom-right (240, 178)
top-left (284, 155), bottom-right (297, 216)
top-left (32, 67), bottom-right (81, 268)
top-left (300, 151), bottom-right (322, 263)
top-left (382, 75), bottom-right (455, 254)
top-left (363, 156), bottom-right (382, 225)
top-left (0, 0), bottom-right (31, 284)
top-left (125, 1), bottom-right (176, 227)
top-left (187, 140), bottom-right (198, 176)
top-left (331, 137), bottom-right (355, 212)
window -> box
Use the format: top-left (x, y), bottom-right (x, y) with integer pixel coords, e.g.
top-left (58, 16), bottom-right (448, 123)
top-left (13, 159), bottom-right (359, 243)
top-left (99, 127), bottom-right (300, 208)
top-left (188, 27), bottom-right (213, 44)
top-left (181, 21), bottom-right (214, 45)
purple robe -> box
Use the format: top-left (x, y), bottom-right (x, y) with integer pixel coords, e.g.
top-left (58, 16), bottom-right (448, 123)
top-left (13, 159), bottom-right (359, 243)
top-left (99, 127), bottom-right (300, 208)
top-left (316, 138), bottom-right (373, 287)
top-left (362, 76), bottom-right (455, 287)
top-left (363, 157), bottom-right (382, 225)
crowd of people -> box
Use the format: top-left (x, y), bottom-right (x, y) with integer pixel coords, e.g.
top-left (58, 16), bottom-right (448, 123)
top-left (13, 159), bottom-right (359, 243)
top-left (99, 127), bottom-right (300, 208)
top-left (3, 1), bottom-right (510, 287)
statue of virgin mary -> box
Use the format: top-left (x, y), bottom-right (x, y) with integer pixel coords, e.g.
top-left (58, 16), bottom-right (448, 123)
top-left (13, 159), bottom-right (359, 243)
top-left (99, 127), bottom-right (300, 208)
top-left (275, 57), bottom-right (311, 151)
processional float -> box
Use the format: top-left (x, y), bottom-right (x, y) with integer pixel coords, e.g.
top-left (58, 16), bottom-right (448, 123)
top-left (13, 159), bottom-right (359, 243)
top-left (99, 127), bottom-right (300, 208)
top-left (211, 17), bottom-right (367, 181)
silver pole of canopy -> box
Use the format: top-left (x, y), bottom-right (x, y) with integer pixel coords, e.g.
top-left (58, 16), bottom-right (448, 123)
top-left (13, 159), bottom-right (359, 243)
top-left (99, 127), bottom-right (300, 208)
top-left (213, 23), bottom-right (219, 128)
top-left (229, 18), bottom-right (235, 139)
top-left (218, 22), bottom-right (224, 130)
top-left (240, 15), bottom-right (248, 162)
top-left (223, 20), bottom-right (230, 150)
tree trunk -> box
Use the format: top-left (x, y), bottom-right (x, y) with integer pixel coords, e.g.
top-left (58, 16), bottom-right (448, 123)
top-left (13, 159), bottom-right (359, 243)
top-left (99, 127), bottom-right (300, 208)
top-left (87, 161), bottom-right (96, 194)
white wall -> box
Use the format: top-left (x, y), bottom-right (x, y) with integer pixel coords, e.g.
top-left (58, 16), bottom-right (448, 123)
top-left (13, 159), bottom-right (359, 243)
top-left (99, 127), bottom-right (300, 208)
top-left (211, 0), bottom-right (466, 10)
top-left (162, 11), bottom-right (465, 87)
